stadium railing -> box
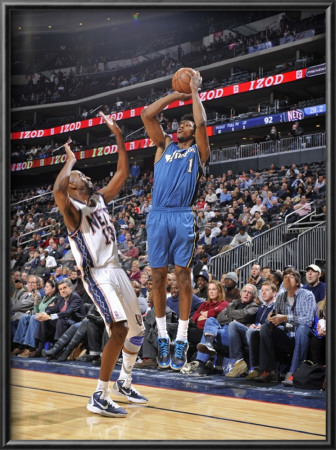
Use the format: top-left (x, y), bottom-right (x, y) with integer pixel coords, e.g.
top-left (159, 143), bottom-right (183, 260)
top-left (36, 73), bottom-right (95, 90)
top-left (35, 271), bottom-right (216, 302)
top-left (210, 132), bottom-right (326, 163)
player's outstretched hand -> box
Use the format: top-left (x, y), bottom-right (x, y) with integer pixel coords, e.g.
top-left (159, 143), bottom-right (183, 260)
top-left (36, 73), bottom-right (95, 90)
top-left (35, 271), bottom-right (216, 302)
top-left (188, 70), bottom-right (202, 93)
top-left (64, 142), bottom-right (76, 164)
top-left (99, 111), bottom-right (122, 135)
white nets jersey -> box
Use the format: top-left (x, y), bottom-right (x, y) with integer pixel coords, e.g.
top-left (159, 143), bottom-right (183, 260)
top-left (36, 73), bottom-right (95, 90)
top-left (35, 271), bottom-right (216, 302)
top-left (68, 192), bottom-right (120, 270)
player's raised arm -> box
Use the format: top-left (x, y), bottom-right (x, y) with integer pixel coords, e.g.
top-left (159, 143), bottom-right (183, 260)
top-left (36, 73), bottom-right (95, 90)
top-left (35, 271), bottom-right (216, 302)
top-left (188, 70), bottom-right (210, 164)
top-left (141, 92), bottom-right (192, 159)
top-left (53, 142), bottom-right (81, 232)
top-left (98, 111), bottom-right (130, 204)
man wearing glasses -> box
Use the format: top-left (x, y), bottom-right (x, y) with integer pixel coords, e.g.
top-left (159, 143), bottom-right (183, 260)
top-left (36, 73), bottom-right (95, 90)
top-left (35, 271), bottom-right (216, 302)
top-left (191, 283), bottom-right (259, 377)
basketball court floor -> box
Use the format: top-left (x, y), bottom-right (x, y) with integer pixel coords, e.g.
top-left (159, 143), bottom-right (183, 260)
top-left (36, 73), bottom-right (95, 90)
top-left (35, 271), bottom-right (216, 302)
top-left (10, 356), bottom-right (326, 444)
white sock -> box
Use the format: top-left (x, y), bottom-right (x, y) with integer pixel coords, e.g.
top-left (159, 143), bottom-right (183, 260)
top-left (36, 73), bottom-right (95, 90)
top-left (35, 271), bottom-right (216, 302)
top-left (119, 350), bottom-right (137, 381)
top-left (156, 316), bottom-right (169, 339)
top-left (176, 319), bottom-right (189, 342)
top-left (96, 379), bottom-right (109, 393)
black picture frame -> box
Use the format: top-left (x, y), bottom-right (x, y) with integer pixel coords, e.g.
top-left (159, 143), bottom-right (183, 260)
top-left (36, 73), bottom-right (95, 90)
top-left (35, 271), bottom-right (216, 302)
top-left (2, 1), bottom-right (335, 449)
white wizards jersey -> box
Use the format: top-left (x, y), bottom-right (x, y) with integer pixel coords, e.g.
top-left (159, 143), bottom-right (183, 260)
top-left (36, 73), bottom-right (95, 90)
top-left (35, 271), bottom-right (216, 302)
top-left (68, 193), bottom-right (120, 270)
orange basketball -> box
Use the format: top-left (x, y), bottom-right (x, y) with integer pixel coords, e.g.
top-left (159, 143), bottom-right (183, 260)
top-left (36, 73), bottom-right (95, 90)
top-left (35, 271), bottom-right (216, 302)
top-left (172, 67), bottom-right (195, 94)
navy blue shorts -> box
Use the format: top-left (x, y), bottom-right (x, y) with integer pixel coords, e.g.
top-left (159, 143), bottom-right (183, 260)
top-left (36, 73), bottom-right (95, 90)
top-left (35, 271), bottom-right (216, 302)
top-left (146, 207), bottom-right (197, 268)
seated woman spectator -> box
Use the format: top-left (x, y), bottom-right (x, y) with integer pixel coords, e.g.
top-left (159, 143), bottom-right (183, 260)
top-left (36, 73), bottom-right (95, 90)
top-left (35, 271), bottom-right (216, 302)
top-left (127, 259), bottom-right (142, 282)
top-left (190, 280), bottom-right (228, 331)
top-left (251, 218), bottom-right (266, 237)
top-left (11, 279), bottom-right (58, 356)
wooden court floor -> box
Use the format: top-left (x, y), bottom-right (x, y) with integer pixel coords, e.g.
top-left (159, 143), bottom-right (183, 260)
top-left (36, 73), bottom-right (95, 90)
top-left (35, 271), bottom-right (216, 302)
top-left (10, 368), bottom-right (326, 442)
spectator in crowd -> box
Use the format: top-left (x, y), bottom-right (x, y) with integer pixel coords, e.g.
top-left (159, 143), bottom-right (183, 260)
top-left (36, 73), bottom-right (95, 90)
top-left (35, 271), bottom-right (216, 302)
top-left (208, 220), bottom-right (221, 238)
top-left (32, 278), bottom-right (86, 357)
top-left (193, 271), bottom-right (209, 300)
top-left (43, 303), bottom-right (103, 362)
top-left (49, 241), bottom-right (62, 261)
top-left (67, 269), bottom-right (89, 301)
top-left (251, 217), bottom-right (266, 236)
top-left (131, 280), bottom-right (148, 316)
top-left (255, 268), bottom-right (316, 385)
top-left (126, 259), bottom-right (142, 282)
top-left (191, 280), bottom-right (228, 331)
top-left (302, 264), bottom-right (326, 303)
top-left (253, 172), bottom-right (264, 188)
top-left (248, 264), bottom-right (266, 290)
top-left (293, 195), bottom-right (311, 217)
top-left (33, 258), bottom-right (52, 282)
top-left (289, 121), bottom-right (303, 137)
top-left (10, 277), bottom-right (27, 307)
top-left (131, 161), bottom-right (140, 184)
top-left (269, 271), bottom-right (285, 298)
top-left (192, 252), bottom-right (210, 280)
top-left (314, 174), bottom-right (326, 196)
top-left (192, 284), bottom-right (259, 377)
top-left (266, 125), bottom-right (280, 141)
top-left (225, 281), bottom-right (276, 378)
top-left (250, 196), bottom-right (263, 216)
top-left (204, 204), bottom-right (216, 222)
top-left (122, 239), bottom-right (140, 259)
top-left (11, 279), bottom-right (58, 357)
top-left (205, 188), bottom-right (218, 207)
top-left (11, 274), bottom-right (41, 339)
top-left (230, 226), bottom-right (252, 247)
top-left (196, 210), bottom-right (208, 231)
top-left (25, 250), bottom-right (41, 273)
top-left (198, 226), bottom-right (217, 251)
top-left (196, 196), bottom-right (206, 211)
top-left (277, 182), bottom-right (292, 203)
top-left (42, 250), bottom-right (57, 269)
top-left (219, 187), bottom-right (232, 206)
top-left (54, 266), bottom-right (64, 282)
top-left (13, 246), bottom-right (29, 269)
top-left (221, 272), bottom-right (241, 303)
top-left (216, 227), bottom-right (233, 252)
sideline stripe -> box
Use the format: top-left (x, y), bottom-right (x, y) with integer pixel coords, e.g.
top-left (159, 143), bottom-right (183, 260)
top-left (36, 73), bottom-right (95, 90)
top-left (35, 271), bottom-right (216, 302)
top-left (12, 384), bottom-right (325, 438)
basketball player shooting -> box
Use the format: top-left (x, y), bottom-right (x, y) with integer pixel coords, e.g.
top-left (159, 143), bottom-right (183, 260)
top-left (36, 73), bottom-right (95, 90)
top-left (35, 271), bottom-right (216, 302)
top-left (141, 69), bottom-right (210, 370)
top-left (53, 111), bottom-right (148, 418)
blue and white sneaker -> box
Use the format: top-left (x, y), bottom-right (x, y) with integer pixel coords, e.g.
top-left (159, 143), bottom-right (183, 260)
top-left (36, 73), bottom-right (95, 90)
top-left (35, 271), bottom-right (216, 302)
top-left (112, 379), bottom-right (148, 404)
top-left (157, 337), bottom-right (171, 368)
top-left (170, 340), bottom-right (189, 370)
top-left (87, 390), bottom-right (127, 418)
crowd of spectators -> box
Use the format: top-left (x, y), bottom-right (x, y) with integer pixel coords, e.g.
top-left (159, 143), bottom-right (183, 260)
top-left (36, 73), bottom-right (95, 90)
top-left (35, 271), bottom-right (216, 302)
top-left (10, 159), bottom-right (326, 384)
top-left (10, 161), bottom-right (326, 269)
top-left (11, 12), bottom-right (325, 109)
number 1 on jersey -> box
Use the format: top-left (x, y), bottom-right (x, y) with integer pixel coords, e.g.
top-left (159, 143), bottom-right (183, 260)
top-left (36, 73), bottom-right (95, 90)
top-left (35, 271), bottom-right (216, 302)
top-left (187, 157), bottom-right (194, 173)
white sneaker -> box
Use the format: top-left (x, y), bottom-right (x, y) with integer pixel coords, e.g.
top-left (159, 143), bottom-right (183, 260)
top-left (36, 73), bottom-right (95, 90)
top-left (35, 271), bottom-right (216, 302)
top-left (112, 379), bottom-right (148, 404)
top-left (87, 389), bottom-right (127, 417)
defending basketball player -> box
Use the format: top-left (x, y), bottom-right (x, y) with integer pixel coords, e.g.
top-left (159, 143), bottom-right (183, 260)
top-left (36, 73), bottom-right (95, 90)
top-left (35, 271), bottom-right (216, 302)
top-left (53, 111), bottom-right (147, 418)
top-left (141, 69), bottom-right (210, 370)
